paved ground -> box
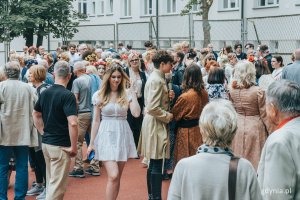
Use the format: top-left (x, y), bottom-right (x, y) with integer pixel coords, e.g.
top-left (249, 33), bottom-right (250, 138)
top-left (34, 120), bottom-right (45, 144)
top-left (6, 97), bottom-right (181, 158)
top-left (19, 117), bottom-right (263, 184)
top-left (8, 158), bottom-right (171, 200)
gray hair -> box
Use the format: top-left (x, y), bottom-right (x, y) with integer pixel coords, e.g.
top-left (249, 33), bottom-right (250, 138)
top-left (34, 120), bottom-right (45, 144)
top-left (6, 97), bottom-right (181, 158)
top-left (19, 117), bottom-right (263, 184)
top-left (232, 61), bottom-right (256, 88)
top-left (199, 99), bottom-right (238, 148)
top-left (294, 49), bottom-right (300, 61)
top-left (267, 80), bottom-right (300, 114)
top-left (54, 61), bottom-right (71, 79)
top-left (39, 59), bottom-right (49, 69)
top-left (78, 43), bottom-right (87, 51)
top-left (73, 61), bottom-right (86, 72)
top-left (4, 61), bottom-right (20, 79)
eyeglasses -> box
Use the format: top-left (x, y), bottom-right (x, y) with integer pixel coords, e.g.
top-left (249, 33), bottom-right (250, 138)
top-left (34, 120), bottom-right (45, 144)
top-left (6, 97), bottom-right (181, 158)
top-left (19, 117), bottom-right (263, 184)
top-left (208, 57), bottom-right (215, 61)
top-left (130, 59), bottom-right (139, 63)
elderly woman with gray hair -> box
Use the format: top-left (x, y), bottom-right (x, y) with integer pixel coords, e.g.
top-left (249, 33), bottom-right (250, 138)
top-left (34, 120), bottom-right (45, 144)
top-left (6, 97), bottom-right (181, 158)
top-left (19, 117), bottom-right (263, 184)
top-left (229, 61), bottom-right (273, 170)
top-left (168, 100), bottom-right (263, 200)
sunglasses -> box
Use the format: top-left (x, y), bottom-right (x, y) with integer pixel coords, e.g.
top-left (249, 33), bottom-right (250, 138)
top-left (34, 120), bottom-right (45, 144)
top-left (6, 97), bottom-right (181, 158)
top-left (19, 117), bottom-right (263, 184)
top-left (130, 59), bottom-right (139, 63)
top-left (208, 57), bottom-right (215, 61)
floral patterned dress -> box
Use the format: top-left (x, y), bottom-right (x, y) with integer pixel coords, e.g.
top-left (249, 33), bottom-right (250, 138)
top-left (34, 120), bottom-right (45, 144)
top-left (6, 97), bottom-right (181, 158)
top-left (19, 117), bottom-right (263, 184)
top-left (205, 83), bottom-right (228, 101)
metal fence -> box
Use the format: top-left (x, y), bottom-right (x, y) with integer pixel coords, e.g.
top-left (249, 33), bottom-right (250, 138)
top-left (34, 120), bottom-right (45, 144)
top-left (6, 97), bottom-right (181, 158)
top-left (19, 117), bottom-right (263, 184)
top-left (246, 14), bottom-right (300, 63)
top-left (1, 14), bottom-right (300, 66)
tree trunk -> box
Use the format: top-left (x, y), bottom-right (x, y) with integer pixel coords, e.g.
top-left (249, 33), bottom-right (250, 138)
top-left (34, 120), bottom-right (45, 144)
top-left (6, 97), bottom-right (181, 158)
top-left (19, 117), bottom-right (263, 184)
top-left (201, 0), bottom-right (212, 48)
top-left (202, 10), bottom-right (211, 48)
top-left (36, 24), bottom-right (44, 48)
top-left (24, 28), bottom-right (34, 47)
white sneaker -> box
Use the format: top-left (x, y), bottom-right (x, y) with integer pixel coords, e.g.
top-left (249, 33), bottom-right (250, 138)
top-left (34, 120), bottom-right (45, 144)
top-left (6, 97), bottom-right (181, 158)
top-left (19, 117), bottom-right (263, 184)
top-left (26, 185), bottom-right (44, 196)
top-left (36, 188), bottom-right (46, 200)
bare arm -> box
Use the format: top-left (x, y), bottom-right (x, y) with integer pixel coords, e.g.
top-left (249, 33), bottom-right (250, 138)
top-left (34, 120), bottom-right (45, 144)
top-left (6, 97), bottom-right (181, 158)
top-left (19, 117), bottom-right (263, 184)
top-left (74, 93), bottom-right (79, 110)
top-left (33, 110), bottom-right (44, 135)
top-left (129, 91), bottom-right (141, 118)
top-left (63, 115), bottom-right (78, 157)
top-left (87, 105), bottom-right (101, 155)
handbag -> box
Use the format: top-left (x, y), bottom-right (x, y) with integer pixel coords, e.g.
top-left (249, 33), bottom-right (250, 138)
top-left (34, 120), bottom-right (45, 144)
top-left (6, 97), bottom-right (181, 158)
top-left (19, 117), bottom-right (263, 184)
top-left (228, 156), bottom-right (240, 200)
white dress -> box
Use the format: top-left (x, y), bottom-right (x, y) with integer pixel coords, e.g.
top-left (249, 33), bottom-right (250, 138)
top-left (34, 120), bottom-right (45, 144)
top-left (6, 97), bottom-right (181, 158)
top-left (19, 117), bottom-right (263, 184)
top-left (92, 92), bottom-right (138, 161)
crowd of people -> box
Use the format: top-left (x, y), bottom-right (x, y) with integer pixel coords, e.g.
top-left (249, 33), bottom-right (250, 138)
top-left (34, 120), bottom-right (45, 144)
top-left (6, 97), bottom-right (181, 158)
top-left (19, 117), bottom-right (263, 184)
top-left (0, 40), bottom-right (300, 200)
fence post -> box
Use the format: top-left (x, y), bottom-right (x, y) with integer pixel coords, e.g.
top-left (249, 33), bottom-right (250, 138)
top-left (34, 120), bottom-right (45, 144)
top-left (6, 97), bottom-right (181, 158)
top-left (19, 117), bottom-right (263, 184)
top-left (115, 23), bottom-right (118, 49)
top-left (189, 13), bottom-right (192, 48)
top-left (241, 0), bottom-right (245, 50)
top-left (149, 22), bottom-right (152, 42)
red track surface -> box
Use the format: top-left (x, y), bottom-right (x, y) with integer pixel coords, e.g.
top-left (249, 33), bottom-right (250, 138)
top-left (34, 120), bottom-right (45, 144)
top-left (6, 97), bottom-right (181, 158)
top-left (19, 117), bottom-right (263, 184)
top-left (8, 158), bottom-right (171, 200)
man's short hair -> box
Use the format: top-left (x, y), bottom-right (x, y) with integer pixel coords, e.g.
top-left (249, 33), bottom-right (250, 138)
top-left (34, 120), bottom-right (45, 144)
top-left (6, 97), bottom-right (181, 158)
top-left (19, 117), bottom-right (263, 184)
top-left (259, 44), bottom-right (269, 53)
top-left (267, 80), bottom-right (300, 114)
top-left (245, 43), bottom-right (254, 49)
top-left (234, 43), bottom-right (242, 50)
top-left (73, 61), bottom-right (86, 72)
top-left (54, 61), bottom-right (71, 79)
top-left (4, 61), bottom-right (20, 79)
top-left (144, 41), bottom-right (153, 48)
top-left (68, 44), bottom-right (76, 49)
top-left (127, 44), bottom-right (132, 50)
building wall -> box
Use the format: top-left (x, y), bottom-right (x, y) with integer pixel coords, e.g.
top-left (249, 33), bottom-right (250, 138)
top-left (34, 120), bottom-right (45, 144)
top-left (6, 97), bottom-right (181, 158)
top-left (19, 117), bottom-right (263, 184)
top-left (1, 0), bottom-right (300, 66)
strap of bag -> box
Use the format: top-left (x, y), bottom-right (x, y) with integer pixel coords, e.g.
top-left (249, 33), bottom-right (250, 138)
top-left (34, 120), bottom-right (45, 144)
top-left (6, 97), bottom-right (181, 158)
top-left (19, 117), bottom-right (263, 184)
top-left (228, 156), bottom-right (240, 200)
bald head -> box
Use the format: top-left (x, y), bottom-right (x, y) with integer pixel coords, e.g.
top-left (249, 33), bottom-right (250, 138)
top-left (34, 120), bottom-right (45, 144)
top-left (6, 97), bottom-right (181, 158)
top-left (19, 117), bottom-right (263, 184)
top-left (294, 49), bottom-right (300, 61)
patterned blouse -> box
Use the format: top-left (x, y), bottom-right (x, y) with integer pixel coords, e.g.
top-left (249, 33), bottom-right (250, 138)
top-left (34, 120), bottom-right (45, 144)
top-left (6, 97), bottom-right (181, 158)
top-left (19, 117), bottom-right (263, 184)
top-left (205, 84), bottom-right (228, 101)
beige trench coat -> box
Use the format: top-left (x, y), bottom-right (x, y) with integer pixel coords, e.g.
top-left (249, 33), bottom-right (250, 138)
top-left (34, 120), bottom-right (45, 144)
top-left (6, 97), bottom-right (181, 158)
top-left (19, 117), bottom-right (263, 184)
top-left (138, 69), bottom-right (172, 160)
top-left (0, 79), bottom-right (38, 147)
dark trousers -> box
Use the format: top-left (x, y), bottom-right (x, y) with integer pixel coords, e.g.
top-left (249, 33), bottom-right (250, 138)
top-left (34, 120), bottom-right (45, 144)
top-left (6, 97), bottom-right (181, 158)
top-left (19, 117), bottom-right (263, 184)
top-left (29, 148), bottom-right (46, 185)
top-left (0, 146), bottom-right (29, 200)
top-left (147, 159), bottom-right (163, 200)
top-left (127, 97), bottom-right (144, 147)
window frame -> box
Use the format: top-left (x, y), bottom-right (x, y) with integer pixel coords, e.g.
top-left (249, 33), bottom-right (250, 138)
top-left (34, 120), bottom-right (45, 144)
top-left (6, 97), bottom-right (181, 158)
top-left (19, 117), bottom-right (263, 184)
top-left (166, 0), bottom-right (177, 14)
top-left (78, 0), bottom-right (88, 15)
top-left (218, 0), bottom-right (239, 11)
top-left (123, 0), bottom-right (132, 17)
top-left (256, 0), bottom-right (279, 8)
top-left (98, 0), bottom-right (104, 15)
top-left (143, 0), bottom-right (154, 16)
top-left (91, 1), bottom-right (96, 16)
top-left (106, 0), bottom-right (113, 15)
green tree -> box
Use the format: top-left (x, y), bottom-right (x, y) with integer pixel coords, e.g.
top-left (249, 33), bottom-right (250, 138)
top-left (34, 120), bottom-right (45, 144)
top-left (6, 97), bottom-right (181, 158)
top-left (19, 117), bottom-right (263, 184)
top-left (181, 0), bottom-right (214, 47)
top-left (0, 0), bottom-right (85, 47)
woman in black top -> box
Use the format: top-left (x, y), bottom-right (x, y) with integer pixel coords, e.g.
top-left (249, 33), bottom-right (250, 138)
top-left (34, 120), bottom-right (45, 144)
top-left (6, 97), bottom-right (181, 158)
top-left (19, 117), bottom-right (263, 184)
top-left (125, 53), bottom-right (147, 147)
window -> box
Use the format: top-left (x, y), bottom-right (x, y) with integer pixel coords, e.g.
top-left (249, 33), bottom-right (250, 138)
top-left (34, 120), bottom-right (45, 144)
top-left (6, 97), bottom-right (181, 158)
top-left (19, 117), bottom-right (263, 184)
top-left (92, 1), bottom-right (96, 15)
top-left (221, 0), bottom-right (239, 9)
top-left (167, 0), bottom-right (176, 13)
top-left (192, 4), bottom-right (200, 12)
top-left (99, 0), bottom-right (104, 14)
top-left (123, 0), bottom-right (131, 16)
top-left (78, 0), bottom-right (87, 15)
top-left (144, 0), bottom-right (153, 15)
top-left (257, 0), bottom-right (279, 7)
top-left (107, 0), bottom-right (113, 14)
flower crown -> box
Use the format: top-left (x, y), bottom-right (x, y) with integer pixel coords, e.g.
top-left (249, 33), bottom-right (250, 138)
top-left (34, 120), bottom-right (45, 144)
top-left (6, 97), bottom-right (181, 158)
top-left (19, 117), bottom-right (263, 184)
top-left (85, 53), bottom-right (97, 62)
top-left (93, 61), bottom-right (106, 67)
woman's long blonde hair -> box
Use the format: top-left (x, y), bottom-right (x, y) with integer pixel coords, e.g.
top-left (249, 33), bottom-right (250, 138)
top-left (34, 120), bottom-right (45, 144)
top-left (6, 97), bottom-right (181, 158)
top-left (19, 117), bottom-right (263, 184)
top-left (98, 62), bottom-right (130, 108)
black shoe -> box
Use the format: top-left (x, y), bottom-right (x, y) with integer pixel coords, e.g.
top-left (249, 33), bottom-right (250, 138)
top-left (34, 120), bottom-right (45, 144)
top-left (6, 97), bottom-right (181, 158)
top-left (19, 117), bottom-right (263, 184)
top-left (69, 169), bottom-right (85, 178)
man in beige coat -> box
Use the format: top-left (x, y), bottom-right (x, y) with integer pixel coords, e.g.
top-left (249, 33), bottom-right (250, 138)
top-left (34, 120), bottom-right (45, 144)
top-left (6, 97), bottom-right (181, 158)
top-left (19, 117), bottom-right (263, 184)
top-left (139, 50), bottom-right (174, 200)
top-left (258, 79), bottom-right (300, 200)
top-left (0, 61), bottom-right (38, 199)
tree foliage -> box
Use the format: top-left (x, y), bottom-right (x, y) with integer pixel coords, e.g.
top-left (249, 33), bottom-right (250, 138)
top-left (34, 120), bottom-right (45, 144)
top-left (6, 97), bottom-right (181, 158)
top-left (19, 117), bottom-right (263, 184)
top-left (181, 0), bottom-right (214, 47)
top-left (0, 0), bottom-right (85, 46)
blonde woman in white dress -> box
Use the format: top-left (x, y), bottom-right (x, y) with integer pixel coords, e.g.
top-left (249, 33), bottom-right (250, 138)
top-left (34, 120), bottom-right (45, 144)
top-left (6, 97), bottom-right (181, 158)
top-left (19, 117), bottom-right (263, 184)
top-left (87, 62), bottom-right (140, 200)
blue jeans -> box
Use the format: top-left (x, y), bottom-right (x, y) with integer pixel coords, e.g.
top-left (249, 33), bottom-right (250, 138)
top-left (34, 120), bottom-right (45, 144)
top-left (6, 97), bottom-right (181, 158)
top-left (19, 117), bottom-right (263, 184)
top-left (0, 146), bottom-right (29, 200)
